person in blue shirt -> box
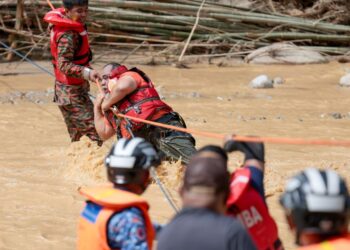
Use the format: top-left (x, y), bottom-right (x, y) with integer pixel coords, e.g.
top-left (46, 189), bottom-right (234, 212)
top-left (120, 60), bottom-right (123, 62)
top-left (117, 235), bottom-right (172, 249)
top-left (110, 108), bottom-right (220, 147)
top-left (77, 137), bottom-right (161, 250)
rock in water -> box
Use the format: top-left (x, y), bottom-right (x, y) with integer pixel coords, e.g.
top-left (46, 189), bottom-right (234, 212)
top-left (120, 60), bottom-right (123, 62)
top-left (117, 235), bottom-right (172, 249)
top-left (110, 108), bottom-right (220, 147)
top-left (245, 43), bottom-right (328, 65)
top-left (250, 75), bottom-right (274, 89)
top-left (339, 74), bottom-right (350, 87)
top-left (273, 77), bottom-right (284, 85)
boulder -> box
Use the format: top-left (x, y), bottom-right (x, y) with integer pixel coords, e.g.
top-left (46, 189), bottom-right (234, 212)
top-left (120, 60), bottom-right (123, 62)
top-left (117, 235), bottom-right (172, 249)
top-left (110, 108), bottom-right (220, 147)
top-left (250, 75), bottom-right (274, 89)
top-left (339, 74), bottom-right (350, 87)
top-left (273, 77), bottom-right (284, 85)
top-left (245, 43), bottom-right (328, 65)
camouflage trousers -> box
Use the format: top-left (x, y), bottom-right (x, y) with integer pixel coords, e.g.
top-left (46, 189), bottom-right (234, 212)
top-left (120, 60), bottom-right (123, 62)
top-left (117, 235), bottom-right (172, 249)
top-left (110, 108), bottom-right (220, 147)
top-left (133, 112), bottom-right (197, 164)
top-left (54, 81), bottom-right (102, 145)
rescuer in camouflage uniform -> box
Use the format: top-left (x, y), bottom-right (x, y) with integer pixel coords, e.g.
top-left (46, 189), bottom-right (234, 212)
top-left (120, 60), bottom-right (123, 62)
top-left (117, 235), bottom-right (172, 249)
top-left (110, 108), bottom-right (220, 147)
top-left (44, 0), bottom-right (102, 145)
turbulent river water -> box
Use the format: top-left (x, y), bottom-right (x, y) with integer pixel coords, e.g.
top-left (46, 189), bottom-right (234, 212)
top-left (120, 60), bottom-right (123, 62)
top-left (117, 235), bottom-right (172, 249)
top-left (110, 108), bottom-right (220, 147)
top-left (1, 61), bottom-right (350, 250)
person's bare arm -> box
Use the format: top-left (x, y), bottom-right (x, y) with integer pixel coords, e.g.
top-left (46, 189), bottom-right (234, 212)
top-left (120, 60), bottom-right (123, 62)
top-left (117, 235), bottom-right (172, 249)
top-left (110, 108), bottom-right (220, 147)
top-left (101, 75), bottom-right (138, 112)
top-left (94, 94), bottom-right (115, 141)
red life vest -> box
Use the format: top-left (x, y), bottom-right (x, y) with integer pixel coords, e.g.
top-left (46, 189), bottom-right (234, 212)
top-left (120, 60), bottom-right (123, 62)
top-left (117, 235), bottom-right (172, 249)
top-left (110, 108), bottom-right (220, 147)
top-left (77, 186), bottom-right (155, 250)
top-left (298, 235), bottom-right (350, 250)
top-left (106, 67), bottom-right (172, 138)
top-left (44, 8), bottom-right (91, 85)
top-left (227, 168), bottom-right (281, 250)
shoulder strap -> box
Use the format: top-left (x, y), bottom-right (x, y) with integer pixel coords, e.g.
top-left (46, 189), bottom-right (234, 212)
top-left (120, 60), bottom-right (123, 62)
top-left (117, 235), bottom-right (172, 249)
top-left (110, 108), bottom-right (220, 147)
top-left (129, 67), bottom-right (151, 83)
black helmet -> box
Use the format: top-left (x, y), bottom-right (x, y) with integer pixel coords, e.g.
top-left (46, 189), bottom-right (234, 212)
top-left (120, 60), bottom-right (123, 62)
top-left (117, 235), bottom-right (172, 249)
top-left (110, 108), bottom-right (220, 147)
top-left (280, 168), bottom-right (350, 245)
top-left (63, 0), bottom-right (89, 9)
top-left (105, 137), bottom-right (160, 185)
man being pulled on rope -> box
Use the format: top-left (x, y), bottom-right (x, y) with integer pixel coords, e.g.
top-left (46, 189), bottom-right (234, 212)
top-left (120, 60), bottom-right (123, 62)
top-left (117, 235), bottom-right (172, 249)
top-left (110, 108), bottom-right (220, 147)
top-left (77, 137), bottom-right (161, 250)
top-left (44, 0), bottom-right (102, 145)
top-left (280, 168), bottom-right (350, 250)
top-left (223, 139), bottom-right (284, 250)
top-left (157, 146), bottom-right (256, 250)
top-left (93, 62), bottom-right (196, 164)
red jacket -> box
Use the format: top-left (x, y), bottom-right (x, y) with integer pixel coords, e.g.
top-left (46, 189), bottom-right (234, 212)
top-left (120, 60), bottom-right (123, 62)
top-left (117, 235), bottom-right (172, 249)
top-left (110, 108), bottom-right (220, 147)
top-left (106, 68), bottom-right (172, 138)
top-left (44, 8), bottom-right (91, 85)
top-left (227, 168), bottom-right (281, 250)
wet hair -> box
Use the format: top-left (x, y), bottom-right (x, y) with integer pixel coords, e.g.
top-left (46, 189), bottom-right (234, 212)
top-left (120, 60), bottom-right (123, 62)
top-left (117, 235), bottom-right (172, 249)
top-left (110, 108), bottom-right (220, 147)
top-left (183, 156), bottom-right (230, 196)
top-left (197, 145), bottom-right (228, 161)
top-left (103, 62), bottom-right (121, 70)
top-left (63, 0), bottom-right (88, 10)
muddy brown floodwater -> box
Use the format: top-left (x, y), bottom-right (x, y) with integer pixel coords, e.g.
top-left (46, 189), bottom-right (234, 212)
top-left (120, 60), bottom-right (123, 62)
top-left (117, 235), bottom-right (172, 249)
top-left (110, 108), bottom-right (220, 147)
top-left (1, 61), bottom-right (350, 250)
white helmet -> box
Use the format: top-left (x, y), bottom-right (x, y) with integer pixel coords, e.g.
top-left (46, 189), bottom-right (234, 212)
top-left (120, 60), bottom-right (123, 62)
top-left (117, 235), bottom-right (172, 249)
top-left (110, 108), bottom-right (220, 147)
top-left (105, 137), bottom-right (160, 185)
top-left (280, 168), bottom-right (350, 244)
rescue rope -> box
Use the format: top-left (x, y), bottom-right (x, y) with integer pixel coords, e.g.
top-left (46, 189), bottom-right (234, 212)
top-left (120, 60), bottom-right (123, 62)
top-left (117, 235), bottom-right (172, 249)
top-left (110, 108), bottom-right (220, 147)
top-left (2, 0), bottom-right (178, 215)
top-left (0, 41), bottom-right (54, 77)
top-left (112, 112), bottom-right (350, 148)
top-left (44, 0), bottom-right (350, 215)
top-left (44, 0), bottom-right (350, 149)
top-left (125, 114), bottom-right (179, 213)
top-left (46, 0), bottom-right (55, 10)
top-left (150, 167), bottom-right (180, 213)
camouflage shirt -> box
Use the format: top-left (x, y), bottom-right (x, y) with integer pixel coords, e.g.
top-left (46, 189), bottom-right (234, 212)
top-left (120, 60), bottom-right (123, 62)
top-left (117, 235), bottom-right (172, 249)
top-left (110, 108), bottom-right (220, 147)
top-left (107, 207), bottom-right (149, 250)
top-left (57, 31), bottom-right (85, 79)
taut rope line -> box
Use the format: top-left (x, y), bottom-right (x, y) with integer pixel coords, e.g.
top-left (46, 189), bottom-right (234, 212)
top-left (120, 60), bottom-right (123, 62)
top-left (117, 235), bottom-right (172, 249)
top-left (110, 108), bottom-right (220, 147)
top-left (113, 112), bottom-right (350, 148)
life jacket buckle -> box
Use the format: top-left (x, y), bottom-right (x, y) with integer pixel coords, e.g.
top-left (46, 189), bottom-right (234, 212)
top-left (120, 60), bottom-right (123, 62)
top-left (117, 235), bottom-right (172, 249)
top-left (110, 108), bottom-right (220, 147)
top-left (134, 105), bottom-right (141, 114)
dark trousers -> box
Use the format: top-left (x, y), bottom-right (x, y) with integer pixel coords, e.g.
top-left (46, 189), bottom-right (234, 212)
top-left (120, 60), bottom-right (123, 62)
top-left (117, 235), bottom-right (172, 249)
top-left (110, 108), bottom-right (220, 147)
top-left (134, 112), bottom-right (196, 164)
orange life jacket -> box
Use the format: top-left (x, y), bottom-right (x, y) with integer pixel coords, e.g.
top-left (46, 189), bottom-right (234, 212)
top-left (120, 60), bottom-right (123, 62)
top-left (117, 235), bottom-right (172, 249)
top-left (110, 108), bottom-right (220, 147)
top-left (297, 235), bottom-right (350, 250)
top-left (77, 186), bottom-right (155, 250)
top-left (227, 168), bottom-right (281, 250)
top-left (44, 8), bottom-right (91, 85)
top-left (106, 68), bottom-right (172, 138)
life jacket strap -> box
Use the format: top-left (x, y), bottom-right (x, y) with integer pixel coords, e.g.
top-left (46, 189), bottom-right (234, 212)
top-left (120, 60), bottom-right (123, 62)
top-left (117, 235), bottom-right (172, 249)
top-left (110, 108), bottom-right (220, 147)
top-left (122, 96), bottom-right (160, 114)
top-left (129, 67), bottom-right (151, 83)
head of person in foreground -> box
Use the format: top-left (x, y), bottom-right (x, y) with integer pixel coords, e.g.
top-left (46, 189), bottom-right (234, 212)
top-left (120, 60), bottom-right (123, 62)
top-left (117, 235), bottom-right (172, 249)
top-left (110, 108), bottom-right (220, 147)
top-left (280, 168), bottom-right (350, 246)
top-left (105, 137), bottom-right (161, 194)
top-left (180, 146), bottom-right (230, 214)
